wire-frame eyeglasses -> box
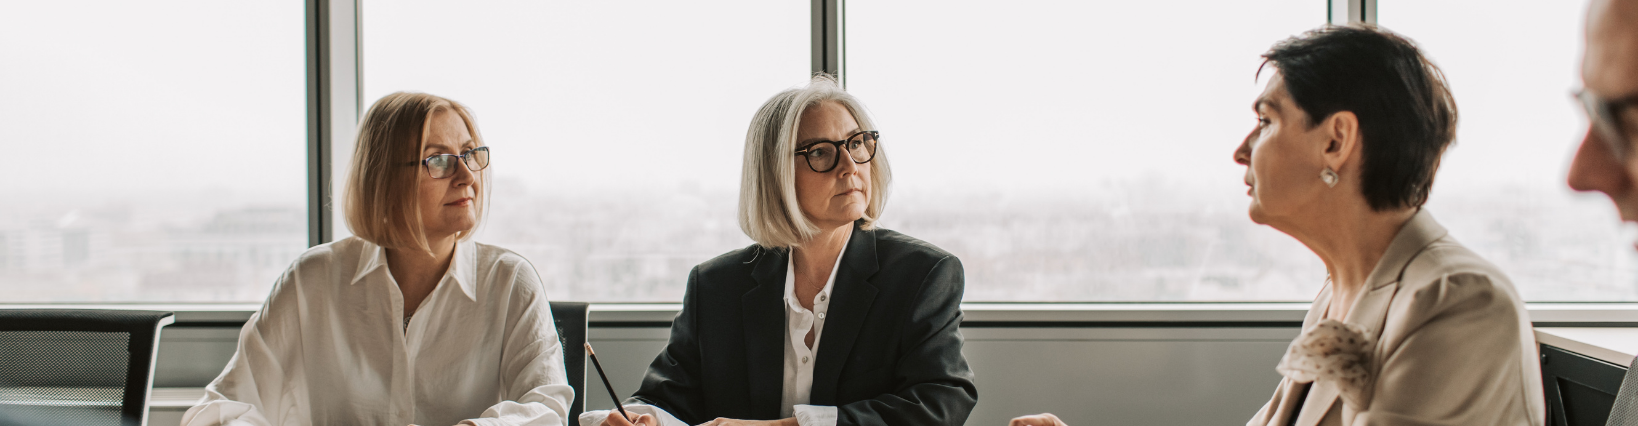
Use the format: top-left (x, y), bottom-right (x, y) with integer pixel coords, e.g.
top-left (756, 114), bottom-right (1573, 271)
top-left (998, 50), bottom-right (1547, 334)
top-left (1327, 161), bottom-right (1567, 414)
top-left (414, 146), bottom-right (490, 179)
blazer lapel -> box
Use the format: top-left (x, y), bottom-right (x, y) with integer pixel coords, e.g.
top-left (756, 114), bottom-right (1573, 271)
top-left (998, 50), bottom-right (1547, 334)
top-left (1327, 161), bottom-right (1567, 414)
top-left (1294, 382), bottom-right (1342, 426)
top-left (742, 247), bottom-right (788, 419)
top-left (1283, 286), bottom-right (1334, 426)
top-left (1296, 210), bottom-right (1447, 425)
top-left (809, 222), bottom-right (881, 405)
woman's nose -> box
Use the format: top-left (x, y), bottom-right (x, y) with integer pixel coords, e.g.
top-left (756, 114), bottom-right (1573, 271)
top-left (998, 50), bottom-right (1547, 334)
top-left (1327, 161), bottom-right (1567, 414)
top-left (450, 158), bottom-right (476, 186)
top-left (834, 151), bottom-right (861, 177)
top-left (1234, 131), bottom-right (1254, 166)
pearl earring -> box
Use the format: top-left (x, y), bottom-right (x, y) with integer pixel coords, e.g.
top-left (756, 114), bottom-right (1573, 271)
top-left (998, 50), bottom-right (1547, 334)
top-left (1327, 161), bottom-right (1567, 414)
top-left (1320, 168), bottom-right (1339, 188)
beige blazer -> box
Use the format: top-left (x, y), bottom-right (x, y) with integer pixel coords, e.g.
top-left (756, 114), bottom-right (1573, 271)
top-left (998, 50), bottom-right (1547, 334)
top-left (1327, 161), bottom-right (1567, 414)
top-left (1247, 210), bottom-right (1545, 426)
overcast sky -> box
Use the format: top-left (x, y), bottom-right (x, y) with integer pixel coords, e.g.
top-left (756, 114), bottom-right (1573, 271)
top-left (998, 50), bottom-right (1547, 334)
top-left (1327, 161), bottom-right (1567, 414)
top-left (1, 0), bottom-right (1592, 199)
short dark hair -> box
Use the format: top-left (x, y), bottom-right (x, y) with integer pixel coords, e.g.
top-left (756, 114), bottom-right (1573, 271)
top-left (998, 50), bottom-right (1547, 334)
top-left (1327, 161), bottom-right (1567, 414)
top-left (1261, 24), bottom-right (1457, 211)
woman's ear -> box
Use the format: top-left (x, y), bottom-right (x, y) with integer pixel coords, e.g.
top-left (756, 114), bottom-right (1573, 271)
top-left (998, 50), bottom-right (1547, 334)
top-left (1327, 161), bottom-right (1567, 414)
top-left (1321, 111), bottom-right (1361, 172)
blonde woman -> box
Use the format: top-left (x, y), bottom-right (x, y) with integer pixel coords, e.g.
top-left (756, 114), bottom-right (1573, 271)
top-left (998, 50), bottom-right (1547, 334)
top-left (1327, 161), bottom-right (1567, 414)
top-left (582, 75), bottom-right (977, 426)
top-left (184, 92), bottom-right (573, 426)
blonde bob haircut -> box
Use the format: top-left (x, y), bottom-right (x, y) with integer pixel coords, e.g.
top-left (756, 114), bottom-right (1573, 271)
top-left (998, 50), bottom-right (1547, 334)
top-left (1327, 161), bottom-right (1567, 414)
top-left (344, 92), bottom-right (488, 254)
top-left (739, 74), bottom-right (892, 248)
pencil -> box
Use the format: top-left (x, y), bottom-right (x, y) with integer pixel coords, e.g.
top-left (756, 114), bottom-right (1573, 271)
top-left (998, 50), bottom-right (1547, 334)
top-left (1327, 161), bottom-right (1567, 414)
top-left (585, 342), bottom-right (632, 422)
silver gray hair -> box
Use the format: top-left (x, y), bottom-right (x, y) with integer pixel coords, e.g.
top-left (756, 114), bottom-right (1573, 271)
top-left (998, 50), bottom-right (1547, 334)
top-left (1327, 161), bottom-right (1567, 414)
top-left (738, 74), bottom-right (892, 248)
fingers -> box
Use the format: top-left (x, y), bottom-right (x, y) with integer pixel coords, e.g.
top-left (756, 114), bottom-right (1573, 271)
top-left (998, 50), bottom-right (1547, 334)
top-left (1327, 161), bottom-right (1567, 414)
top-left (1008, 413), bottom-right (1067, 426)
top-left (603, 411), bottom-right (635, 426)
top-left (636, 414), bottom-right (658, 426)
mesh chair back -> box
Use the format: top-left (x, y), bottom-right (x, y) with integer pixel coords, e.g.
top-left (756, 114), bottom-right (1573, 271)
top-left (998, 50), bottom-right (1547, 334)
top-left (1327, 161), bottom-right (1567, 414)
top-left (0, 309), bottom-right (174, 426)
top-left (551, 302), bottom-right (588, 422)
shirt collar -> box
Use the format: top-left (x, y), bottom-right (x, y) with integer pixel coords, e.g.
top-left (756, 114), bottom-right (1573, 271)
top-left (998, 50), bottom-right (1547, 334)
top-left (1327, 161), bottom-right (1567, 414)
top-left (784, 232), bottom-right (851, 311)
top-left (449, 240), bottom-right (478, 301)
top-left (351, 238), bottom-right (480, 302)
top-left (352, 239), bottom-right (388, 285)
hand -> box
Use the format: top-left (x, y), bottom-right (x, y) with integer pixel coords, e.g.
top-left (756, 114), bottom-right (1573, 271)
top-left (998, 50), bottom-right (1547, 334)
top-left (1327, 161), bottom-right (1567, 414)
top-left (696, 418), bottom-right (797, 426)
top-left (601, 410), bottom-right (658, 426)
top-left (1009, 413), bottom-right (1068, 426)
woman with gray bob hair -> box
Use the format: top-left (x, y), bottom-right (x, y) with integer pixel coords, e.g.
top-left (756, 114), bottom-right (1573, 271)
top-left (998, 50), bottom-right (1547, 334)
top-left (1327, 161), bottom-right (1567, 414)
top-left (737, 75), bottom-right (892, 248)
top-left (583, 75), bottom-right (978, 426)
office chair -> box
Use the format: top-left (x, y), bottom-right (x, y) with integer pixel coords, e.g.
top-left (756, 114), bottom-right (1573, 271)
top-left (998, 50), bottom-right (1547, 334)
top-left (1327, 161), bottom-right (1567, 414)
top-left (0, 309), bottom-right (175, 426)
top-left (1542, 343), bottom-right (1626, 426)
top-left (551, 301), bottom-right (589, 422)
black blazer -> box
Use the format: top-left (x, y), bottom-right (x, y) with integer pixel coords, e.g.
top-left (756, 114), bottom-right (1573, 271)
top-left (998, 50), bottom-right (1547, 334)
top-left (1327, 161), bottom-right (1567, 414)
top-left (628, 222), bottom-right (977, 425)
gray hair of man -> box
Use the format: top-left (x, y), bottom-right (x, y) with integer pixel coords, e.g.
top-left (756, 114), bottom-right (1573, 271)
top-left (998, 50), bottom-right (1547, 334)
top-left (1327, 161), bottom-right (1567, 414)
top-left (738, 74), bottom-right (893, 249)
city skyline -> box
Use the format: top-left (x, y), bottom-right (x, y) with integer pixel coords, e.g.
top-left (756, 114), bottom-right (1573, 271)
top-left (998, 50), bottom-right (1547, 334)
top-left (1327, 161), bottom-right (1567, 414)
top-left (4, 175), bottom-right (1633, 304)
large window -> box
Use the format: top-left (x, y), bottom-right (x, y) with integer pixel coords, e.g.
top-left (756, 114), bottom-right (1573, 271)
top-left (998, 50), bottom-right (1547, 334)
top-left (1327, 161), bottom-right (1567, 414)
top-left (1381, 0), bottom-right (1637, 301)
top-left (362, 0), bottom-right (806, 302)
top-left (1, 2), bottom-right (307, 302)
top-left (11, 1), bottom-right (1626, 304)
top-left (849, 0), bottom-right (1330, 301)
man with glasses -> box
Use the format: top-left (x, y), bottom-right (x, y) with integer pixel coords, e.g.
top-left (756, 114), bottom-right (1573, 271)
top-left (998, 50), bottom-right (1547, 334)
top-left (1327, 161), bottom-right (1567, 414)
top-left (1569, 0), bottom-right (1638, 217)
top-left (1568, 1), bottom-right (1638, 425)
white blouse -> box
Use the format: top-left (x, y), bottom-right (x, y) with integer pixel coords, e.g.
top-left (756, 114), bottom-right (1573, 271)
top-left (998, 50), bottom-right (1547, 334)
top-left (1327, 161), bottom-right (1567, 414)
top-left (579, 236), bottom-right (847, 426)
top-left (183, 237), bottom-right (574, 426)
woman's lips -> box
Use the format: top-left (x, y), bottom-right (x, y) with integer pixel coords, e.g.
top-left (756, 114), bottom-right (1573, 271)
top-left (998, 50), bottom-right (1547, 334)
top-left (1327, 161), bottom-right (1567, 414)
top-left (836, 189), bottom-right (863, 197)
top-left (445, 197), bottom-right (472, 206)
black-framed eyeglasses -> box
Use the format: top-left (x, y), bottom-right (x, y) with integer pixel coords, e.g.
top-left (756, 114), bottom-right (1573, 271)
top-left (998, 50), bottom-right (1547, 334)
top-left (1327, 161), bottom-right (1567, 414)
top-left (412, 146), bottom-right (490, 179)
top-left (794, 130), bottom-right (879, 173)
top-left (1575, 89), bottom-right (1638, 158)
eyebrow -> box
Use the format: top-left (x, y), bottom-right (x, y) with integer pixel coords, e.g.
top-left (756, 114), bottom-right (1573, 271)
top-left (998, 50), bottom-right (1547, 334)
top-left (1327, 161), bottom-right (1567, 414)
top-left (798, 128), bottom-right (864, 148)
top-left (423, 139), bottom-right (477, 153)
top-left (1253, 98), bottom-right (1286, 116)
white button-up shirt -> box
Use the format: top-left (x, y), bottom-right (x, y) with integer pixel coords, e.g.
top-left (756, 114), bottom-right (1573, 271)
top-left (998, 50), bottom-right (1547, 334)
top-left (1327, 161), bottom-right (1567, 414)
top-left (777, 237), bottom-right (844, 425)
top-left (580, 238), bottom-right (846, 426)
top-left (184, 237), bottom-right (574, 426)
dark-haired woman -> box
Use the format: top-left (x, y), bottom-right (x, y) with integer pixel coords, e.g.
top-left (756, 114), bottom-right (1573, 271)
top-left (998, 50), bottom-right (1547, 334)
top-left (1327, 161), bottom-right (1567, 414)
top-left (1012, 25), bottom-right (1543, 426)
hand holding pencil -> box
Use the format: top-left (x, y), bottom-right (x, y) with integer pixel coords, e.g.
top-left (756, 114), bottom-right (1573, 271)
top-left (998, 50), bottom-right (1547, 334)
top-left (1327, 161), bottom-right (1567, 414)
top-left (587, 343), bottom-right (658, 426)
top-left (600, 411), bottom-right (656, 426)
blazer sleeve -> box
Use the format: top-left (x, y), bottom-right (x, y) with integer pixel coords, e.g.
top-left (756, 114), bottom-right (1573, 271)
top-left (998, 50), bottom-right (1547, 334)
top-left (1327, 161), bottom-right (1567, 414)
top-left (627, 266), bottom-right (709, 424)
top-left (1352, 272), bottom-right (1535, 426)
top-left (836, 255), bottom-right (979, 426)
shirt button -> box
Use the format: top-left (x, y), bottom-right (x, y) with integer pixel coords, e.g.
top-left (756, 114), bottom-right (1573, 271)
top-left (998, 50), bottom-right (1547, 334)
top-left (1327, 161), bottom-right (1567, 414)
top-left (817, 312), bottom-right (826, 320)
top-left (819, 294), bottom-right (827, 302)
top-left (802, 356), bottom-right (810, 363)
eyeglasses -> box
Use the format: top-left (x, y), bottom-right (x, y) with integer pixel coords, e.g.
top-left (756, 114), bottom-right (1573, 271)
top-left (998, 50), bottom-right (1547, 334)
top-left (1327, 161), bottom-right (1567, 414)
top-left (795, 130), bottom-right (879, 173)
top-left (1575, 89), bottom-right (1638, 158)
top-left (415, 146), bottom-right (490, 179)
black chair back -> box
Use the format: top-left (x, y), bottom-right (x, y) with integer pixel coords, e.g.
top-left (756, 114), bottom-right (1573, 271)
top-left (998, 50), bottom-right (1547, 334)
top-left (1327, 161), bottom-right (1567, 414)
top-left (0, 309), bottom-right (174, 426)
top-left (1542, 343), bottom-right (1626, 426)
top-left (551, 301), bottom-right (588, 422)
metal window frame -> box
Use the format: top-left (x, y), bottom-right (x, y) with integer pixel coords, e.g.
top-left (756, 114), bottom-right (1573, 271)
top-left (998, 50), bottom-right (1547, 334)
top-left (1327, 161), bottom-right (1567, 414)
top-left (306, 0), bottom-right (363, 247)
top-left (310, 0), bottom-right (849, 242)
top-left (309, 0), bottom-right (1359, 240)
top-left (1329, 0), bottom-right (1378, 25)
top-left (812, 0), bottom-right (844, 86)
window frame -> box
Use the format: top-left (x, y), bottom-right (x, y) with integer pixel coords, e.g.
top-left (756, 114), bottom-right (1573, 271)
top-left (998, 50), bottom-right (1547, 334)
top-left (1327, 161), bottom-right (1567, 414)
top-left (20, 0), bottom-right (1635, 315)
